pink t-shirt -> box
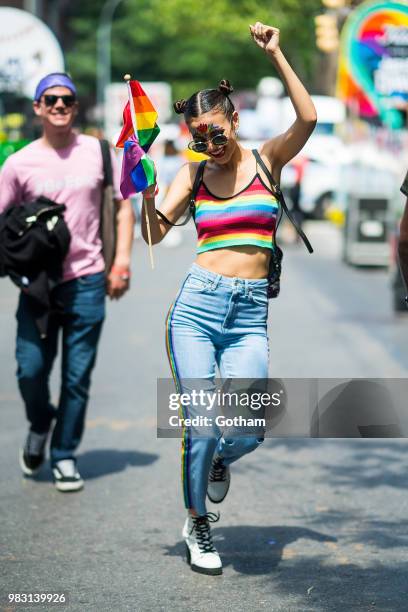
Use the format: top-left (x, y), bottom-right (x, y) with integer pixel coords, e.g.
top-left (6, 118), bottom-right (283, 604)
top-left (0, 134), bottom-right (122, 281)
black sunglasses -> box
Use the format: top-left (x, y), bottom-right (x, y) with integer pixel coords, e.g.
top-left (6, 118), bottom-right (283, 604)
top-left (43, 94), bottom-right (76, 107)
top-left (188, 133), bottom-right (229, 153)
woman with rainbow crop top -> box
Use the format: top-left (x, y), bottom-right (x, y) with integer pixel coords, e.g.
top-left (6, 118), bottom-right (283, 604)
top-left (141, 22), bottom-right (317, 576)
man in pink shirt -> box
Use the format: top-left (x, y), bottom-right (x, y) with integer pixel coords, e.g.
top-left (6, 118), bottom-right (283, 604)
top-left (0, 72), bottom-right (135, 492)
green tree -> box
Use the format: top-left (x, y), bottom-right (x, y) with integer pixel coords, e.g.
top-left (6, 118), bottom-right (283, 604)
top-left (65, 0), bottom-right (321, 104)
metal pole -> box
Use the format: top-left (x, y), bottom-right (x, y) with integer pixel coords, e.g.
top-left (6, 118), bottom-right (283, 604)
top-left (96, 0), bottom-right (124, 123)
top-left (24, 0), bottom-right (43, 16)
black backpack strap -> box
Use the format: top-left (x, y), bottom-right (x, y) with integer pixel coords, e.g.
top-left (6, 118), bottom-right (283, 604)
top-left (157, 160), bottom-right (206, 227)
top-left (99, 139), bottom-right (113, 187)
top-left (252, 149), bottom-right (313, 254)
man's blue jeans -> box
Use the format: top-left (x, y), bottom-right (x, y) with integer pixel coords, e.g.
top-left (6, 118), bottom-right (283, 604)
top-left (15, 272), bottom-right (105, 465)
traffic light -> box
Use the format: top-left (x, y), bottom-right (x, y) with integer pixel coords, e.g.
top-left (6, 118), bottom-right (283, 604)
top-left (314, 13), bottom-right (339, 53)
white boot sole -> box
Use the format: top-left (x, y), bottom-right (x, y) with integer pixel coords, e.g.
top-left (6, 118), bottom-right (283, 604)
top-left (185, 543), bottom-right (223, 576)
top-left (54, 479), bottom-right (84, 492)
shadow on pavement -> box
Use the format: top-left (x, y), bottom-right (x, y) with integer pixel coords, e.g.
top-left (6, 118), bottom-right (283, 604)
top-left (268, 557), bottom-right (408, 611)
top-left (164, 525), bottom-right (336, 575)
top-left (320, 443), bottom-right (408, 490)
top-left (321, 459), bottom-right (408, 490)
top-left (262, 439), bottom-right (408, 490)
top-left (305, 509), bottom-right (408, 550)
top-left (34, 449), bottom-right (159, 482)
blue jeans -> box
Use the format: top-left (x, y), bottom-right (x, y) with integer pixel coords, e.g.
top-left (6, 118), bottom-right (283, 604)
top-left (166, 263), bottom-right (269, 516)
top-left (16, 272), bottom-right (105, 465)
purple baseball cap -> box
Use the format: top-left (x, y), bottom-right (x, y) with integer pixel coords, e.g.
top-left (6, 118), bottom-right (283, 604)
top-left (34, 72), bottom-right (77, 101)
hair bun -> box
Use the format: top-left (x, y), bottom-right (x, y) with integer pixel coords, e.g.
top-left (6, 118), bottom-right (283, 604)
top-left (173, 99), bottom-right (187, 114)
top-left (217, 79), bottom-right (233, 96)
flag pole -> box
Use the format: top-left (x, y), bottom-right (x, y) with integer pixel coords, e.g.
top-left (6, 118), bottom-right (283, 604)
top-left (123, 73), bottom-right (155, 270)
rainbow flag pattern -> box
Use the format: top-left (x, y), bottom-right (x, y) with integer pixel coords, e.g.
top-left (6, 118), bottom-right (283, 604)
top-left (165, 299), bottom-right (193, 511)
top-left (116, 80), bottom-right (160, 196)
top-left (194, 176), bottom-right (279, 253)
top-left (337, 1), bottom-right (408, 129)
top-left (116, 81), bottom-right (160, 150)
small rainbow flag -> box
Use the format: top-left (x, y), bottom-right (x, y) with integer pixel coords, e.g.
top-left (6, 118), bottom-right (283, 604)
top-left (116, 81), bottom-right (160, 151)
top-left (116, 80), bottom-right (160, 197)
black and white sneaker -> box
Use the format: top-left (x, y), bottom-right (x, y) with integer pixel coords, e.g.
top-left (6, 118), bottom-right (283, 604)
top-left (207, 456), bottom-right (230, 504)
top-left (19, 431), bottom-right (48, 476)
top-left (182, 512), bottom-right (222, 575)
top-left (52, 459), bottom-right (84, 492)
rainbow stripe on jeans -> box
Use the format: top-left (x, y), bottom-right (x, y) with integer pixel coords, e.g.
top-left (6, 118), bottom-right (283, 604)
top-left (165, 297), bottom-right (193, 511)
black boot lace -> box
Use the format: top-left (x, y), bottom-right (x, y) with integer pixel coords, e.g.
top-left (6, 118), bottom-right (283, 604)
top-left (191, 512), bottom-right (220, 553)
top-left (209, 457), bottom-right (227, 482)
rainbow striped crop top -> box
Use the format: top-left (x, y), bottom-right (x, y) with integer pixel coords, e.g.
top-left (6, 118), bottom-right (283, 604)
top-left (195, 173), bottom-right (279, 254)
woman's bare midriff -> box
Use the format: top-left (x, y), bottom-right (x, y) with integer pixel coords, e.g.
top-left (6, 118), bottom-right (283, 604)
top-left (195, 245), bottom-right (270, 279)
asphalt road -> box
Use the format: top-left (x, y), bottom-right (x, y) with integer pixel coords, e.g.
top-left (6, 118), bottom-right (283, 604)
top-left (1, 222), bottom-right (408, 612)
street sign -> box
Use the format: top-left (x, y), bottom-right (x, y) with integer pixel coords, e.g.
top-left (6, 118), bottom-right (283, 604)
top-left (0, 7), bottom-right (64, 98)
